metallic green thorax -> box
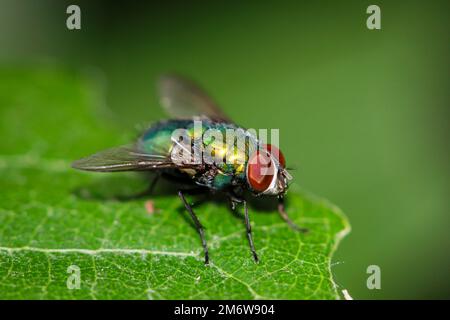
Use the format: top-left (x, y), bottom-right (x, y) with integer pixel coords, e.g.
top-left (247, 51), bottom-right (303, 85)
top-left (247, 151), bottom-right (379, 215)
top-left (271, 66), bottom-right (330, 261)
top-left (138, 119), bottom-right (258, 190)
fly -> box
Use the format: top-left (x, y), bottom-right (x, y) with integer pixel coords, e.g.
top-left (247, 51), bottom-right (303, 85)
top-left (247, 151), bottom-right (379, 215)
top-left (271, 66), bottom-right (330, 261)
top-left (72, 74), bottom-right (308, 264)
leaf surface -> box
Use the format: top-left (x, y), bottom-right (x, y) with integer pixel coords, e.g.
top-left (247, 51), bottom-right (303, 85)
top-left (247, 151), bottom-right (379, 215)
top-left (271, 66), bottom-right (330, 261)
top-left (0, 68), bottom-right (350, 299)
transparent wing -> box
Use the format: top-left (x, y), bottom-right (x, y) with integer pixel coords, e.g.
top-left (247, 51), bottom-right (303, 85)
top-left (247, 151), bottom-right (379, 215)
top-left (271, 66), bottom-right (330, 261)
top-left (158, 74), bottom-right (232, 122)
top-left (72, 144), bottom-right (177, 172)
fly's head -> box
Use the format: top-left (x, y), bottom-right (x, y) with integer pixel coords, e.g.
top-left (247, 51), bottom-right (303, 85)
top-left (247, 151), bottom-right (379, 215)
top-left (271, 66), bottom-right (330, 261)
top-left (246, 144), bottom-right (292, 197)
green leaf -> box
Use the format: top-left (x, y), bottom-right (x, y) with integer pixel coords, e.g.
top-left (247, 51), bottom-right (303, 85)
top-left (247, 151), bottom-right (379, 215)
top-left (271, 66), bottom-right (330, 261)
top-left (0, 67), bottom-right (350, 299)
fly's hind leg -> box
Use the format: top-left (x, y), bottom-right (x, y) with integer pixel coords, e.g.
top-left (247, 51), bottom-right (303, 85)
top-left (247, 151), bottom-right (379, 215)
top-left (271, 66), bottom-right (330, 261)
top-left (178, 190), bottom-right (209, 265)
top-left (148, 172), bottom-right (161, 195)
top-left (120, 172), bottom-right (161, 201)
top-left (278, 196), bottom-right (309, 233)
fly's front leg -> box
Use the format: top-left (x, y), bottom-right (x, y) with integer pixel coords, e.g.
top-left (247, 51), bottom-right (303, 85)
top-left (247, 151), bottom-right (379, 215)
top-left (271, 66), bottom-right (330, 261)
top-left (243, 200), bottom-right (259, 263)
top-left (227, 192), bottom-right (243, 211)
top-left (178, 190), bottom-right (209, 265)
top-left (278, 196), bottom-right (309, 233)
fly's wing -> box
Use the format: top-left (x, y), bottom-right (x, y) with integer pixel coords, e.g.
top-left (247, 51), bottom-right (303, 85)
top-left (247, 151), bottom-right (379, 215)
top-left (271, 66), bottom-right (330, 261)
top-left (158, 74), bottom-right (232, 123)
top-left (71, 144), bottom-right (177, 172)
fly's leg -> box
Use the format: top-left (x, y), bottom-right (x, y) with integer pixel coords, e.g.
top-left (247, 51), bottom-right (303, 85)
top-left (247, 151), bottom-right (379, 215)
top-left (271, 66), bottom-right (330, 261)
top-left (228, 193), bottom-right (243, 211)
top-left (226, 193), bottom-right (259, 263)
top-left (118, 173), bottom-right (161, 201)
top-left (148, 173), bottom-right (161, 195)
top-left (178, 190), bottom-right (209, 265)
top-left (243, 200), bottom-right (259, 263)
top-left (278, 197), bottom-right (309, 233)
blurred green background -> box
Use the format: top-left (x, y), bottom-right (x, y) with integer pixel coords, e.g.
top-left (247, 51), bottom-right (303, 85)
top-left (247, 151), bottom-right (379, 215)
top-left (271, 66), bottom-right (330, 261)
top-left (0, 0), bottom-right (448, 299)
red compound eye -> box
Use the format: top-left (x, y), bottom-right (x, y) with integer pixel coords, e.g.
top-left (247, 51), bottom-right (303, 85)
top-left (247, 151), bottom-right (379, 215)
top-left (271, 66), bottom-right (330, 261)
top-left (247, 149), bottom-right (275, 192)
top-left (264, 144), bottom-right (286, 168)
